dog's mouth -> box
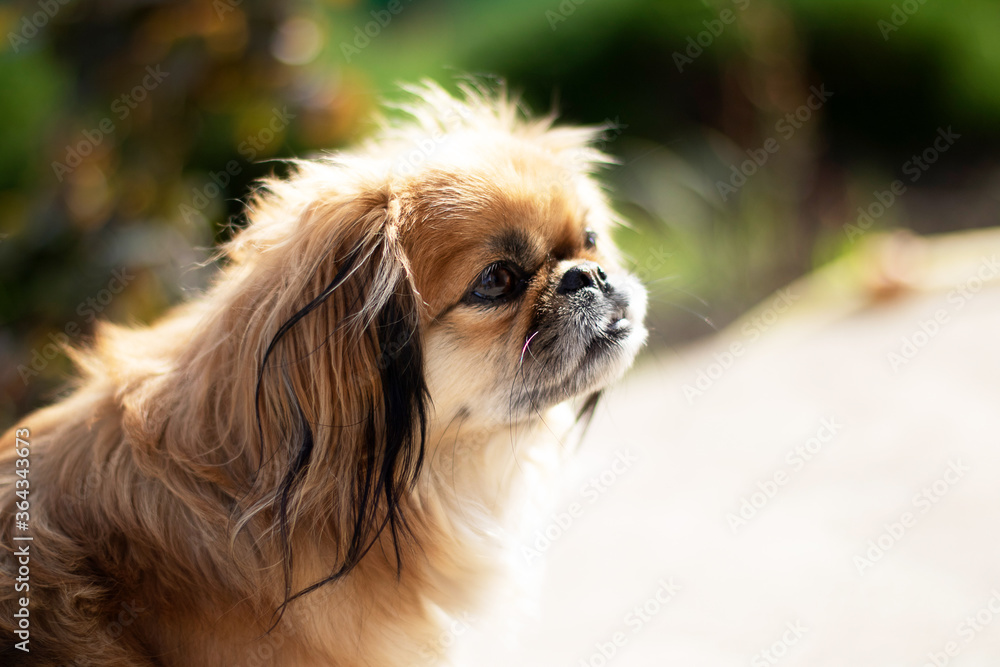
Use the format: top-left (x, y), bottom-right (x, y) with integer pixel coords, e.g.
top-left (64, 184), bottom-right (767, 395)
top-left (585, 281), bottom-right (645, 346)
top-left (577, 303), bottom-right (642, 367)
top-left (606, 309), bottom-right (634, 336)
top-left (516, 275), bottom-right (647, 410)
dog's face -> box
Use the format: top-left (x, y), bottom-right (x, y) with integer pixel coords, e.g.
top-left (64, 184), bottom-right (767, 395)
top-left (394, 132), bottom-right (647, 426)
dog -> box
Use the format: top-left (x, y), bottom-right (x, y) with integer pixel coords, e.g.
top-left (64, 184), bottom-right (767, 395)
top-left (0, 81), bottom-right (647, 666)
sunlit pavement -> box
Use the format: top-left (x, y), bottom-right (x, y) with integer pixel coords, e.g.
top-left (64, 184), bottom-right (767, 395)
top-left (491, 229), bottom-right (1000, 666)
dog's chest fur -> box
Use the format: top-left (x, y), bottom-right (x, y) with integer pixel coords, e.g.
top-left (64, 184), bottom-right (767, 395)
top-left (271, 408), bottom-right (574, 667)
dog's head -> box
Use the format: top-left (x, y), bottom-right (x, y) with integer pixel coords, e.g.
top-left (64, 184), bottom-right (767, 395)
top-left (226, 81), bottom-right (645, 604)
top-left (394, 93), bottom-right (648, 426)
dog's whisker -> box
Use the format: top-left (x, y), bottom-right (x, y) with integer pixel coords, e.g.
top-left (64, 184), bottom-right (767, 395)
top-left (520, 331), bottom-right (539, 367)
top-left (652, 280), bottom-right (712, 308)
top-left (649, 297), bottom-right (718, 330)
top-left (507, 371), bottom-right (525, 475)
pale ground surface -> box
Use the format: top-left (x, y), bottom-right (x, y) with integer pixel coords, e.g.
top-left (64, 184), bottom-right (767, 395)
top-left (481, 228), bottom-right (1000, 666)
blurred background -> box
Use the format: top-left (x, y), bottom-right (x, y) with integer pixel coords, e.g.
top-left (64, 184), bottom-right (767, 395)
top-left (4, 3), bottom-right (1000, 664)
top-left (1, 0), bottom-right (998, 420)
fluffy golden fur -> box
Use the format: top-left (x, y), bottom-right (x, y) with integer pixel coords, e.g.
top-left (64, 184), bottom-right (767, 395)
top-left (0, 82), bottom-right (647, 666)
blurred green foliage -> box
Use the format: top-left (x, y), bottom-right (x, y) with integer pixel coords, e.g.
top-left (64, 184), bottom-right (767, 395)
top-left (1, 0), bottom-right (998, 421)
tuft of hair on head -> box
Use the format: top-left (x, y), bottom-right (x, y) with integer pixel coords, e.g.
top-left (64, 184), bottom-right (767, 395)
top-left (359, 78), bottom-right (620, 179)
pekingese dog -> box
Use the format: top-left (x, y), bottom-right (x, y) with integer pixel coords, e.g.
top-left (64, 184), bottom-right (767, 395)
top-left (0, 81), bottom-right (646, 666)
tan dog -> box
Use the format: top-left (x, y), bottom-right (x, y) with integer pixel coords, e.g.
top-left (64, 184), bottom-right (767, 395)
top-left (0, 82), bottom-right (647, 666)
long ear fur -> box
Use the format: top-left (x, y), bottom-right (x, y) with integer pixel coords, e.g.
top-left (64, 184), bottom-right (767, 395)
top-left (228, 165), bottom-right (429, 619)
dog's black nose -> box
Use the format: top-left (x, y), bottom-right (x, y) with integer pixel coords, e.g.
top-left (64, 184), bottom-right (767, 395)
top-left (558, 261), bottom-right (609, 294)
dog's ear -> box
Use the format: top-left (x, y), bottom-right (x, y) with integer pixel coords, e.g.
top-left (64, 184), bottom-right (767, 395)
top-left (232, 175), bottom-right (428, 610)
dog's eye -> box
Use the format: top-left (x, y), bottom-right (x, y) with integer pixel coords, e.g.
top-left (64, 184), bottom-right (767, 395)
top-left (469, 262), bottom-right (522, 302)
top-left (584, 230), bottom-right (597, 249)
